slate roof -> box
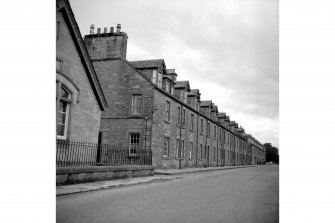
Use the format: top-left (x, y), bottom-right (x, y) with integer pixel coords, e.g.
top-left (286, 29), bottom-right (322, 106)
top-left (163, 75), bottom-right (175, 82)
top-left (200, 100), bottom-right (212, 107)
top-left (175, 81), bottom-right (190, 89)
top-left (217, 112), bottom-right (226, 118)
top-left (229, 121), bottom-right (237, 126)
top-left (242, 133), bottom-right (251, 138)
top-left (212, 105), bottom-right (218, 111)
top-left (189, 89), bottom-right (200, 95)
top-left (130, 59), bottom-right (165, 69)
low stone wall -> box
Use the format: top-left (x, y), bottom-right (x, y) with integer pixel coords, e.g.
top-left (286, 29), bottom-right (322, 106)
top-left (56, 165), bottom-right (154, 185)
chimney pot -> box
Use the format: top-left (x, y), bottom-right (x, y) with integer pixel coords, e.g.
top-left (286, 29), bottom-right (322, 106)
top-left (116, 24), bottom-right (121, 33)
top-left (97, 28), bottom-right (101, 34)
top-left (103, 27), bottom-right (108, 33)
top-left (90, 24), bottom-right (95, 34)
top-left (110, 27), bottom-right (114, 33)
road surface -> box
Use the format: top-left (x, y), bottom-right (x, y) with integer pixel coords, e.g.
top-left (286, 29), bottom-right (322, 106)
top-left (57, 165), bottom-right (279, 223)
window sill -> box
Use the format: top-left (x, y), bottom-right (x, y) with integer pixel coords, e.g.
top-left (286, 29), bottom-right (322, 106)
top-left (162, 156), bottom-right (170, 160)
top-left (165, 120), bottom-right (170, 124)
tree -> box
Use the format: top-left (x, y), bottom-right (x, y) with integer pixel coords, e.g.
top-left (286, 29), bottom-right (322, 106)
top-left (264, 143), bottom-right (279, 163)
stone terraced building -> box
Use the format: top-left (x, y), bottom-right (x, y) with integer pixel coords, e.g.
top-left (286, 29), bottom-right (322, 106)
top-left (82, 24), bottom-right (265, 169)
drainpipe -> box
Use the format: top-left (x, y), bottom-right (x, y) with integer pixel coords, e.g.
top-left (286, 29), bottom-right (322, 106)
top-left (204, 127), bottom-right (207, 168)
top-left (222, 141), bottom-right (224, 166)
top-left (224, 129), bottom-right (226, 166)
top-left (179, 103), bottom-right (183, 169)
top-left (196, 111), bottom-right (199, 166)
top-left (144, 117), bottom-right (148, 149)
top-left (235, 139), bottom-right (236, 166)
top-left (216, 126), bottom-right (219, 167)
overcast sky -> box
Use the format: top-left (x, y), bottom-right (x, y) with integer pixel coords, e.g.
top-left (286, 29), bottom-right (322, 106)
top-left (70, 0), bottom-right (279, 148)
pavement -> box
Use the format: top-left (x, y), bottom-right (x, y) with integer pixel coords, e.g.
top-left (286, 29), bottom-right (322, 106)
top-left (56, 165), bottom-right (257, 196)
top-left (155, 165), bottom-right (256, 175)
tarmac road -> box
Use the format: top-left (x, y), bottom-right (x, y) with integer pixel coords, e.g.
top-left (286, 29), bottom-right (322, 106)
top-left (57, 165), bottom-right (279, 223)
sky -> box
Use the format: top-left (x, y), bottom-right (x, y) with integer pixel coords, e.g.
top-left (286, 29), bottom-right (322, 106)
top-left (70, 0), bottom-right (279, 148)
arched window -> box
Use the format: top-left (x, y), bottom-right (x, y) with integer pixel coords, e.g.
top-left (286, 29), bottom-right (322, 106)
top-left (56, 83), bottom-right (72, 139)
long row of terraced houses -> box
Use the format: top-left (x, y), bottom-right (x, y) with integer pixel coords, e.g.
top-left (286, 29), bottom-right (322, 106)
top-left (56, 0), bottom-right (265, 171)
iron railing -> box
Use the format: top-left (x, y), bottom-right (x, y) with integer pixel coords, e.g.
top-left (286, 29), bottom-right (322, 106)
top-left (56, 139), bottom-right (152, 167)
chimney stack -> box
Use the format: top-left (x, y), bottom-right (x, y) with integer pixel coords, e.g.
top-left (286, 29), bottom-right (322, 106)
top-left (116, 24), bottom-right (121, 33)
top-left (84, 24), bottom-right (128, 59)
top-left (90, 24), bottom-right (95, 34)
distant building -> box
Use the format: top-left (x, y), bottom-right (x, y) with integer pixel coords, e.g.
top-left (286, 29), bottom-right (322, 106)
top-left (83, 25), bottom-right (254, 169)
top-left (243, 134), bottom-right (266, 165)
top-left (56, 0), bottom-right (107, 165)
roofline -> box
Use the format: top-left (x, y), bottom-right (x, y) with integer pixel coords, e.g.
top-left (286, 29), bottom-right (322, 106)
top-left (122, 59), bottom-right (246, 139)
top-left (58, 0), bottom-right (107, 110)
top-left (90, 56), bottom-right (247, 140)
top-left (129, 59), bottom-right (166, 69)
top-left (174, 81), bottom-right (190, 89)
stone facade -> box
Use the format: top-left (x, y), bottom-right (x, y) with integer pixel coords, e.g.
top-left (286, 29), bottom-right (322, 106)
top-left (56, 0), bottom-right (265, 171)
top-left (82, 24), bottom-right (259, 169)
top-left (83, 33), bottom-right (155, 150)
top-left (56, 0), bottom-right (106, 144)
top-left (244, 135), bottom-right (266, 165)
